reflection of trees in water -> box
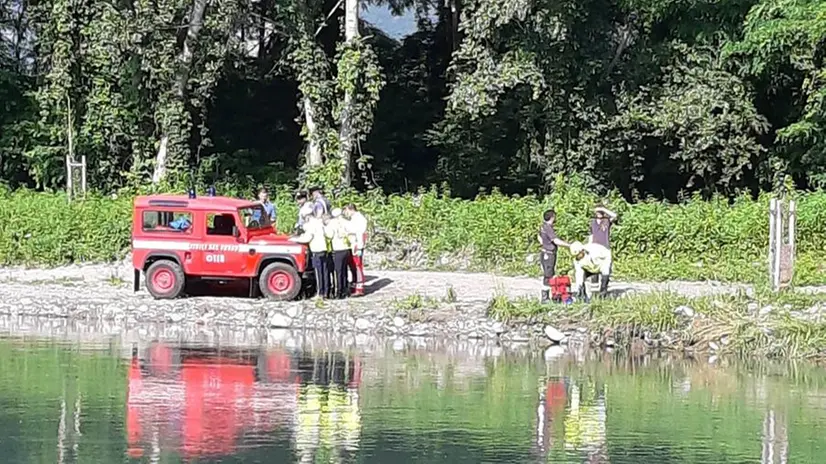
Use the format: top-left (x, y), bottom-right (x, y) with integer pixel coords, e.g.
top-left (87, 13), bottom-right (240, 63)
top-left (762, 409), bottom-right (788, 464)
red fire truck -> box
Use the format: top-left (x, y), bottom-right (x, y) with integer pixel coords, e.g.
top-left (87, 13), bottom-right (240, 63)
top-left (131, 193), bottom-right (312, 300)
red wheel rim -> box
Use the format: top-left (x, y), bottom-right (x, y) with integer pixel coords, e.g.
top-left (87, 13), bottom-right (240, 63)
top-left (268, 270), bottom-right (294, 294)
top-left (152, 268), bottom-right (175, 292)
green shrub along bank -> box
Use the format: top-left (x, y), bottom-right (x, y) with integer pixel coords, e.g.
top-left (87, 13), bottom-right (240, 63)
top-left (486, 290), bottom-right (826, 360)
top-left (1, 180), bottom-right (825, 285)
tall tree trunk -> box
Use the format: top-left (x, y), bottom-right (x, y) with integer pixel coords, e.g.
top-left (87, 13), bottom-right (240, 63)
top-left (303, 95), bottom-right (324, 166)
top-left (12, 0), bottom-right (28, 74)
top-left (152, 0), bottom-right (208, 184)
top-left (337, 0), bottom-right (358, 187)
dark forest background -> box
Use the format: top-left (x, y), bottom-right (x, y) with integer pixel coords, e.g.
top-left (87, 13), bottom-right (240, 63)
top-left (1, 0), bottom-right (825, 200)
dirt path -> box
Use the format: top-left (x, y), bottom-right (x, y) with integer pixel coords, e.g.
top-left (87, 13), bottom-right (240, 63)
top-left (0, 259), bottom-right (758, 304)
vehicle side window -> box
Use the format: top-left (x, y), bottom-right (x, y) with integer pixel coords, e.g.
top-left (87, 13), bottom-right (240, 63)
top-left (207, 213), bottom-right (236, 236)
top-left (142, 211), bottom-right (193, 233)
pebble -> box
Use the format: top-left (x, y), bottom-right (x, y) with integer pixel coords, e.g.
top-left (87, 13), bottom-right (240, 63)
top-left (393, 316), bottom-right (405, 328)
top-left (674, 306), bottom-right (695, 318)
top-left (355, 318), bottom-right (372, 331)
top-left (286, 306), bottom-right (301, 318)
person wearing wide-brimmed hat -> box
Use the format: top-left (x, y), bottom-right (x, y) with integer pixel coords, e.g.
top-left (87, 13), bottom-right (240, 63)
top-left (570, 241), bottom-right (612, 302)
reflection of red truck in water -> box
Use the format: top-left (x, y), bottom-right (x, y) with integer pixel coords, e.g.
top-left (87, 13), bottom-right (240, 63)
top-left (126, 342), bottom-right (362, 460)
top-left (535, 377), bottom-right (569, 453)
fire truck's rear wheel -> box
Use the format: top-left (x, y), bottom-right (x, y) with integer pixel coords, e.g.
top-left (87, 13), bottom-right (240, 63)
top-left (145, 260), bottom-right (185, 299)
top-left (259, 262), bottom-right (302, 301)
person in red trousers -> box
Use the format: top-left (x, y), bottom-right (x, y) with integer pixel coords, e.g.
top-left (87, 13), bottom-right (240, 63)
top-left (343, 204), bottom-right (368, 296)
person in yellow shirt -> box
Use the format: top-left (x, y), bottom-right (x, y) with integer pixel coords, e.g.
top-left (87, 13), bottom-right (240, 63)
top-left (290, 210), bottom-right (330, 299)
top-left (343, 204), bottom-right (368, 297)
top-left (326, 208), bottom-right (352, 299)
top-left (569, 241), bottom-right (612, 301)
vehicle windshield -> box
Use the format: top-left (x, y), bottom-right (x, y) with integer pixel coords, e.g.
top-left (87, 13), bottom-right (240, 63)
top-left (239, 205), bottom-right (272, 229)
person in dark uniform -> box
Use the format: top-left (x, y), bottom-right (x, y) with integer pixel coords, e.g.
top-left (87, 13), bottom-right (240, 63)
top-left (589, 205), bottom-right (617, 249)
top-left (588, 205), bottom-right (618, 286)
top-left (538, 209), bottom-right (571, 303)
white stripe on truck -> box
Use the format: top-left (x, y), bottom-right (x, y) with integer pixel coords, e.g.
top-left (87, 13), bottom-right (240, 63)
top-left (132, 239), bottom-right (305, 255)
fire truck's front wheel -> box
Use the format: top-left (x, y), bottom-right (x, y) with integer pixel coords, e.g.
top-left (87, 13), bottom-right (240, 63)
top-left (259, 262), bottom-right (302, 301)
top-left (145, 260), bottom-right (185, 299)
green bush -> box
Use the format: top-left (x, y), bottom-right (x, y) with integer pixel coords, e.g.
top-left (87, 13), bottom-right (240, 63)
top-left (1, 180), bottom-right (823, 285)
top-left (0, 189), bottom-right (131, 265)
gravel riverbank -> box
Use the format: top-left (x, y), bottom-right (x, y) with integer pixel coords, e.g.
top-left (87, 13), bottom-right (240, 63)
top-left (1, 259), bottom-right (824, 350)
top-left (0, 259), bottom-right (746, 343)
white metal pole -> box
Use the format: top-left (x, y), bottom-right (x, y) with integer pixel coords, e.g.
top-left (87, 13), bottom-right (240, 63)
top-left (774, 201), bottom-right (783, 291)
top-left (81, 155), bottom-right (87, 196)
top-left (788, 200), bottom-right (796, 287)
top-left (66, 154), bottom-right (72, 202)
top-left (769, 199), bottom-right (776, 289)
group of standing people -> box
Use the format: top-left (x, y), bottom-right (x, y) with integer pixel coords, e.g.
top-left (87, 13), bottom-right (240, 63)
top-left (538, 205), bottom-right (618, 303)
top-left (289, 187), bottom-right (368, 299)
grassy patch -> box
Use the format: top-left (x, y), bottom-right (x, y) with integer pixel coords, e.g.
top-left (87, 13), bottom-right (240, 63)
top-left (444, 285), bottom-right (457, 303)
top-left (390, 292), bottom-right (461, 323)
top-left (488, 290), bottom-right (826, 360)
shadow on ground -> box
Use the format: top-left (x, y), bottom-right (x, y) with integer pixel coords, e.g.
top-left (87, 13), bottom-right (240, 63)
top-left (364, 278), bottom-right (393, 296)
top-left (181, 275), bottom-right (396, 299)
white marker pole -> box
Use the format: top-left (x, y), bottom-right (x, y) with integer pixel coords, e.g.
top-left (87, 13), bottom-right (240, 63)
top-left (769, 199), bottom-right (776, 290)
top-left (774, 200), bottom-right (783, 291)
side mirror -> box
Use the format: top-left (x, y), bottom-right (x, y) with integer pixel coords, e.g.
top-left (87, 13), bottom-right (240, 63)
top-left (232, 226), bottom-right (240, 237)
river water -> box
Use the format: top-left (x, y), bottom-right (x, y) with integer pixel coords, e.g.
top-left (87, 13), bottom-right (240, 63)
top-left (0, 331), bottom-right (824, 463)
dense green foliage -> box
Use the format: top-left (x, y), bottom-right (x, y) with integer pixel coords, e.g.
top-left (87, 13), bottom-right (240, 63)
top-left (1, 178), bottom-right (824, 285)
top-left (2, 0), bottom-right (826, 199)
